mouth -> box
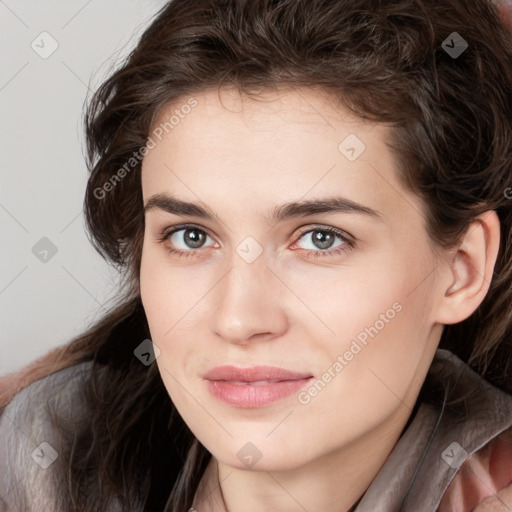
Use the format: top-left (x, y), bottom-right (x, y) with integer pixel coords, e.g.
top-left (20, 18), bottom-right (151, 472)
top-left (203, 365), bottom-right (314, 408)
top-left (221, 379), bottom-right (295, 386)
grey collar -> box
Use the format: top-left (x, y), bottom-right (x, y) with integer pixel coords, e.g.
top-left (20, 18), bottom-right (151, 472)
top-left (355, 349), bottom-right (512, 511)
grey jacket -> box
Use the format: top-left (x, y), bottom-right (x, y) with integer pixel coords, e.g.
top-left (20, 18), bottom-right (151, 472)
top-left (1, 349), bottom-right (511, 511)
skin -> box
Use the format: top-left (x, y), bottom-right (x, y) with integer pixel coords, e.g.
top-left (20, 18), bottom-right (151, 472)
top-left (139, 86), bottom-right (500, 512)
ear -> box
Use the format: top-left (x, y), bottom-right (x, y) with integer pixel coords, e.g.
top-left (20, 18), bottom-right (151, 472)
top-left (434, 210), bottom-right (501, 325)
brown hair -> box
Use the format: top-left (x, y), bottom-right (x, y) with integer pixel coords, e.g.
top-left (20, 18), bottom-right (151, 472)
top-left (4, 0), bottom-right (512, 509)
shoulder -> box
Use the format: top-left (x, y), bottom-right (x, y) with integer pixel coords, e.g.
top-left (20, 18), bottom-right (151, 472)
top-left (439, 425), bottom-right (512, 511)
top-left (0, 361), bottom-right (94, 512)
top-left (355, 349), bottom-right (512, 511)
top-left (426, 350), bottom-right (512, 511)
top-left (0, 346), bottom-right (76, 415)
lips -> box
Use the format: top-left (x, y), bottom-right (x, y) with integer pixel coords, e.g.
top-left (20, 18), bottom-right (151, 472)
top-left (203, 365), bottom-right (314, 408)
top-left (203, 365), bottom-right (312, 382)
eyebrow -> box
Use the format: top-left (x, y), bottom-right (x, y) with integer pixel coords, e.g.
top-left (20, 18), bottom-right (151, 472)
top-left (143, 193), bottom-right (382, 224)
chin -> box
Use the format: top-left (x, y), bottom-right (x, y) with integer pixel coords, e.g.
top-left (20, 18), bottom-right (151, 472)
top-left (204, 435), bottom-right (314, 473)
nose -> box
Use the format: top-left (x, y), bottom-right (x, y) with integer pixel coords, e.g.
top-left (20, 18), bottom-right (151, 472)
top-left (211, 254), bottom-right (288, 347)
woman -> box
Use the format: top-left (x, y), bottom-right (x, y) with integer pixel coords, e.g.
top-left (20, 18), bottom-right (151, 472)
top-left (1, 0), bottom-right (511, 510)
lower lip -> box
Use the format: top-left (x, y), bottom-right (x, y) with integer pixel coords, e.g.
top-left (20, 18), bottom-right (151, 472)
top-left (205, 378), bottom-right (313, 408)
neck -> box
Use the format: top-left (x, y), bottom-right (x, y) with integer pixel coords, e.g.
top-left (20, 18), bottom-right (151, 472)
top-left (192, 402), bottom-right (414, 512)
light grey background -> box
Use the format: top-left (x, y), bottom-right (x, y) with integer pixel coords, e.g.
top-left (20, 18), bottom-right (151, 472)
top-left (1, 0), bottom-right (167, 375)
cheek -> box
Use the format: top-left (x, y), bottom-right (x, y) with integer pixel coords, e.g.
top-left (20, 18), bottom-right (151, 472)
top-left (298, 239), bottom-right (436, 375)
top-left (139, 242), bottom-right (213, 388)
top-left (139, 241), bottom-right (203, 337)
top-left (140, 253), bottom-right (200, 412)
top-left (316, 252), bottom-right (436, 415)
top-left (139, 250), bottom-right (169, 338)
top-left (292, 240), bottom-right (435, 350)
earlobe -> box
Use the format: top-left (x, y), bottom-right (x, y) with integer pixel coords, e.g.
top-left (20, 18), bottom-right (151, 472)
top-left (436, 211), bottom-right (501, 325)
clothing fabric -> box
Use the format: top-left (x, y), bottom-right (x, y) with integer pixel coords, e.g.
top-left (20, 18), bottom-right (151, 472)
top-left (0, 349), bottom-right (511, 511)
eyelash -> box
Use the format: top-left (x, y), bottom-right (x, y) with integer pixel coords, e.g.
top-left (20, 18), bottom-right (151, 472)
top-left (157, 223), bottom-right (356, 260)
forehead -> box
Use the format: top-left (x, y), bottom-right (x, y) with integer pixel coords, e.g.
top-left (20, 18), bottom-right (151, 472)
top-left (148, 85), bottom-right (378, 152)
top-left (141, 86), bottom-right (426, 226)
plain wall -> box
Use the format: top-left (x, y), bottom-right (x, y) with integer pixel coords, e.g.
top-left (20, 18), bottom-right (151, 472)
top-left (0, 0), bottom-right (167, 375)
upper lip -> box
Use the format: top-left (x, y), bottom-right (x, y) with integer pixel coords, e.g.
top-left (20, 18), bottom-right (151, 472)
top-left (203, 365), bottom-right (313, 382)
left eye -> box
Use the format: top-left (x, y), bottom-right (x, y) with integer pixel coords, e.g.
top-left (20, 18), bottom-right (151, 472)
top-left (294, 228), bottom-right (348, 252)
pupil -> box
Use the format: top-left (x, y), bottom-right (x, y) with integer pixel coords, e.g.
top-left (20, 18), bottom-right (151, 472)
top-left (185, 229), bottom-right (205, 248)
top-left (313, 231), bottom-right (334, 250)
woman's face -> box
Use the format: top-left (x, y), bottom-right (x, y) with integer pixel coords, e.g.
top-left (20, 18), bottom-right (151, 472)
top-left (139, 86), bottom-right (446, 471)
